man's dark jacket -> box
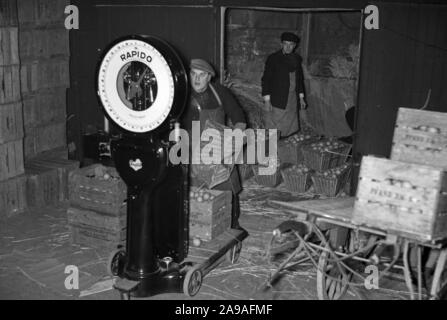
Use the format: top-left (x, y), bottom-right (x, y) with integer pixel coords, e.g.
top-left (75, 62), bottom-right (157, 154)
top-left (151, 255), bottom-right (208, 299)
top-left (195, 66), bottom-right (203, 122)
top-left (261, 50), bottom-right (305, 110)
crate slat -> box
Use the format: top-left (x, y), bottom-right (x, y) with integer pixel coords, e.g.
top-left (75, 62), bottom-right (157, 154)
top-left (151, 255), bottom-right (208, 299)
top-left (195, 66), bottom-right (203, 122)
top-left (353, 156), bottom-right (447, 241)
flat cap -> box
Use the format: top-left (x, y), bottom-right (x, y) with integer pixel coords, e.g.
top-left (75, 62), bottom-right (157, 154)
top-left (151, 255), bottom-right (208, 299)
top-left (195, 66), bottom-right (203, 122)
top-left (281, 32), bottom-right (300, 43)
top-left (190, 59), bottom-right (215, 77)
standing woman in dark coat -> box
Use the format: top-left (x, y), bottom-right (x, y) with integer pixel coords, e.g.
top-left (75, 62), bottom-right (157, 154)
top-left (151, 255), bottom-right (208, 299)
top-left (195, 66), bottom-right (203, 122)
top-left (261, 32), bottom-right (307, 137)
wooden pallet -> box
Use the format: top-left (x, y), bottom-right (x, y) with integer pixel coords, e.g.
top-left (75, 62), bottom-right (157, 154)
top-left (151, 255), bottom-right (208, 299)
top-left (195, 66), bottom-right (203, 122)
top-left (391, 108), bottom-right (447, 170)
top-left (353, 155), bottom-right (447, 242)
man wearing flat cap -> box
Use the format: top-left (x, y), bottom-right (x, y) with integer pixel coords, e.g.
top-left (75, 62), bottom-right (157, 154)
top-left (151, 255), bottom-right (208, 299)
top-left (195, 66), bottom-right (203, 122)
top-left (182, 58), bottom-right (247, 229)
top-left (261, 32), bottom-right (307, 137)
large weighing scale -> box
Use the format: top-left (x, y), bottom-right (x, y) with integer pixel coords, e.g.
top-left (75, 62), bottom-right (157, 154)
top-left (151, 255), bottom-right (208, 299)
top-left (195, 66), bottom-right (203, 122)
top-left (96, 35), bottom-right (247, 299)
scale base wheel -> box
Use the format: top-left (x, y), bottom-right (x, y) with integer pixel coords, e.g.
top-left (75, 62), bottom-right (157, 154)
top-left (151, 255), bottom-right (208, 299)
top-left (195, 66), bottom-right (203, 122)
top-left (107, 248), bottom-right (126, 277)
top-left (183, 265), bottom-right (202, 297)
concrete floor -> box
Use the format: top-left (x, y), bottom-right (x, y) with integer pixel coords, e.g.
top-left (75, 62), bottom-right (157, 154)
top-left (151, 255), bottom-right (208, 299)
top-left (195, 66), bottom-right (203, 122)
top-left (0, 181), bottom-right (413, 300)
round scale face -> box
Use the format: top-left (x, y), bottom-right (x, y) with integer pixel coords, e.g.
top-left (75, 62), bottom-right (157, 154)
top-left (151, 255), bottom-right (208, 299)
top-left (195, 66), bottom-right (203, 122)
top-left (98, 39), bottom-right (175, 133)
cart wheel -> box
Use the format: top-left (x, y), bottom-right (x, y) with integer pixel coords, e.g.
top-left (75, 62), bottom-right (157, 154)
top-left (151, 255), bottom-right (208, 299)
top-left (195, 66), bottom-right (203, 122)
top-left (316, 245), bottom-right (351, 300)
top-left (226, 242), bottom-right (242, 264)
top-left (183, 265), bottom-right (202, 297)
top-left (107, 248), bottom-right (126, 277)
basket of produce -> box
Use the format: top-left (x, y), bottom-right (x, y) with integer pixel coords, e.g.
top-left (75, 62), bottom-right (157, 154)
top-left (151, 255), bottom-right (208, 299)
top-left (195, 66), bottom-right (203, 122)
top-left (311, 164), bottom-right (351, 197)
top-left (252, 159), bottom-right (282, 187)
top-left (281, 164), bottom-right (313, 193)
top-left (278, 133), bottom-right (320, 165)
top-left (302, 139), bottom-right (351, 171)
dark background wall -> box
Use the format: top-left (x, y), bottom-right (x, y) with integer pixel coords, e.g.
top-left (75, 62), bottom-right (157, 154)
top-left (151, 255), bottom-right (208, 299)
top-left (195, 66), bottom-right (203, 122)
top-left (68, 0), bottom-right (219, 161)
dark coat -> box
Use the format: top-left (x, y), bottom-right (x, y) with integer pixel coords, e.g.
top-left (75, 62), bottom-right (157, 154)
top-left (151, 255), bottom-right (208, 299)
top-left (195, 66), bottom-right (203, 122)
top-left (261, 50), bottom-right (306, 110)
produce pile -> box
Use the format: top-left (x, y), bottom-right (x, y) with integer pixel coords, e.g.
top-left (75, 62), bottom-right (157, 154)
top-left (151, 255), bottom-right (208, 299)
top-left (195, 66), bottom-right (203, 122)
top-left (86, 165), bottom-right (120, 181)
top-left (189, 189), bottom-right (216, 203)
top-left (313, 163), bottom-right (350, 179)
top-left (283, 132), bottom-right (318, 145)
top-left (282, 164), bottom-right (312, 175)
top-left (308, 139), bottom-right (348, 153)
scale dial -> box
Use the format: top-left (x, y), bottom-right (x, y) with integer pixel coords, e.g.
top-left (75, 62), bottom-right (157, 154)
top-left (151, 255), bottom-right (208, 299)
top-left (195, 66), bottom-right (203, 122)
top-left (97, 36), bottom-right (187, 133)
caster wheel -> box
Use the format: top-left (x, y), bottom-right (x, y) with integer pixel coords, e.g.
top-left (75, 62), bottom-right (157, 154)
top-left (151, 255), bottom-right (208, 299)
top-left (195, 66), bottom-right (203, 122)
top-left (226, 242), bottom-right (242, 264)
top-left (107, 248), bottom-right (126, 277)
top-left (183, 265), bottom-right (202, 297)
top-left (316, 244), bottom-right (352, 300)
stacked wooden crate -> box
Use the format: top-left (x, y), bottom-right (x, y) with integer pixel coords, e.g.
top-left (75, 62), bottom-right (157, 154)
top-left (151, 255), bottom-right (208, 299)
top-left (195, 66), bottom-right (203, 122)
top-left (17, 0), bottom-right (70, 159)
top-left (0, 2), bottom-right (27, 219)
top-left (189, 187), bottom-right (232, 242)
top-left (25, 155), bottom-right (80, 208)
top-left (353, 108), bottom-right (447, 242)
top-left (68, 164), bottom-right (127, 249)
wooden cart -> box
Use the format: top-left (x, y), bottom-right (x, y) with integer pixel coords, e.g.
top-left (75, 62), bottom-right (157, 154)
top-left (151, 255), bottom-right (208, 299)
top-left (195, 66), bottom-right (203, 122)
top-left (110, 227), bottom-right (248, 299)
top-left (267, 197), bottom-right (447, 300)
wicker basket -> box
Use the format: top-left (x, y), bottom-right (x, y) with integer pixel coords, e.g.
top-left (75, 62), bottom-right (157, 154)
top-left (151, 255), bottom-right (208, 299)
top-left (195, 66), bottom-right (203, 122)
top-left (312, 166), bottom-right (351, 197)
top-left (303, 142), bottom-right (351, 171)
top-left (281, 169), bottom-right (312, 193)
top-left (278, 136), bottom-right (319, 165)
top-left (252, 165), bottom-right (282, 187)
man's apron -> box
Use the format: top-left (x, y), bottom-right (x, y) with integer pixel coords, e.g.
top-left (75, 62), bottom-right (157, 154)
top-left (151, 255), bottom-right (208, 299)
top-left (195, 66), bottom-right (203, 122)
top-left (189, 84), bottom-right (242, 195)
top-left (264, 72), bottom-right (299, 138)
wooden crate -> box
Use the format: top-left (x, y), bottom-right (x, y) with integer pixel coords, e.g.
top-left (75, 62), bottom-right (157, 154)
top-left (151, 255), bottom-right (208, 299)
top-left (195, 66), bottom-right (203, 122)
top-left (189, 187), bottom-right (232, 241)
top-left (0, 102), bottom-right (24, 144)
top-left (25, 162), bottom-right (60, 208)
top-left (353, 156), bottom-right (447, 242)
top-left (0, 139), bottom-right (24, 181)
top-left (0, 27), bottom-right (19, 66)
top-left (391, 108), bottom-right (447, 170)
top-left (27, 157), bottom-right (79, 202)
top-left (0, 174), bottom-right (27, 219)
top-left (67, 206), bottom-right (126, 233)
top-left (0, 65), bottom-right (21, 104)
top-left (69, 225), bottom-right (126, 250)
top-left (68, 164), bottom-right (127, 216)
